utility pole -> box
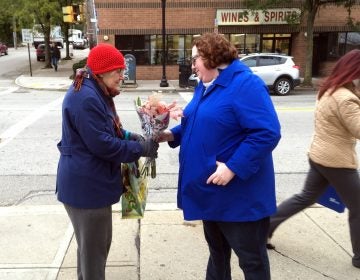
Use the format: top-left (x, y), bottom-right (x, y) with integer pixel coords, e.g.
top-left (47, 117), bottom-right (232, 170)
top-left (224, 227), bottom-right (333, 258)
top-left (87, 0), bottom-right (98, 49)
top-left (159, 0), bottom-right (169, 87)
top-left (13, 16), bottom-right (17, 49)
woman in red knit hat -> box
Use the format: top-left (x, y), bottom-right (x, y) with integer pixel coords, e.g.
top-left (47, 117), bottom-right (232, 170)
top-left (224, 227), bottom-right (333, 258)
top-left (56, 44), bottom-right (159, 280)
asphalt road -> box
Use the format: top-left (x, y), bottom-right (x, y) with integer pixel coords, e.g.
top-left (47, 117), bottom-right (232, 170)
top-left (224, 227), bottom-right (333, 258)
top-left (0, 48), bottom-right (332, 208)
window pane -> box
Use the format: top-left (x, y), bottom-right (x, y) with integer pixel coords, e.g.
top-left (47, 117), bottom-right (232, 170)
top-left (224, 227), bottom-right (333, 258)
top-left (150, 35), bottom-right (163, 65)
top-left (259, 56), bottom-right (279, 66)
top-left (185, 35), bottom-right (193, 62)
top-left (230, 34), bottom-right (245, 54)
top-left (245, 34), bottom-right (260, 54)
top-left (116, 35), bottom-right (150, 65)
top-left (345, 32), bottom-right (360, 52)
top-left (241, 57), bottom-right (257, 67)
top-left (167, 35), bottom-right (183, 65)
top-left (328, 33), bottom-right (341, 58)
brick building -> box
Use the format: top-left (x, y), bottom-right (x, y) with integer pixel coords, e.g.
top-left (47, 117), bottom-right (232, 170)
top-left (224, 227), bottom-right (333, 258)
top-left (91, 0), bottom-right (360, 80)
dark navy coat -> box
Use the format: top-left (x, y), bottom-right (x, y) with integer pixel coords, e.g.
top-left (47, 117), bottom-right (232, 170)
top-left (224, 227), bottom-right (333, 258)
top-left (56, 77), bottom-right (142, 209)
top-left (170, 59), bottom-right (281, 222)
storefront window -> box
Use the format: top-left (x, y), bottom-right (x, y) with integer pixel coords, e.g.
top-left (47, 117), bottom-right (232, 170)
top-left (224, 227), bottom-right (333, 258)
top-left (116, 35), bottom-right (151, 65)
top-left (116, 33), bottom-right (294, 65)
top-left (116, 34), bottom-right (195, 65)
top-left (343, 32), bottom-right (360, 52)
top-left (229, 34), bottom-right (260, 54)
top-left (150, 35), bottom-right (162, 65)
top-left (261, 34), bottom-right (291, 54)
top-left (318, 32), bottom-right (360, 60)
top-left (184, 35), bottom-right (193, 62)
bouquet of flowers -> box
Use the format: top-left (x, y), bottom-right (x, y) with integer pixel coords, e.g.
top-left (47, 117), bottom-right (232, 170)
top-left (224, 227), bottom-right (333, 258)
top-left (135, 92), bottom-right (183, 178)
top-left (121, 93), bottom-right (182, 219)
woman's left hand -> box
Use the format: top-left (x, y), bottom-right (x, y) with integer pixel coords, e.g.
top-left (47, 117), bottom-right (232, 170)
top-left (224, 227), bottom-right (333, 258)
top-left (206, 161), bottom-right (235, 186)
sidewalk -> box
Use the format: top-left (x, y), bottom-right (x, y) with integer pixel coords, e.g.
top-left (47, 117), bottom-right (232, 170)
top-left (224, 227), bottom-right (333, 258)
top-left (4, 53), bottom-right (357, 280)
top-left (14, 51), bottom-right (185, 92)
top-left (0, 203), bottom-right (358, 280)
top-left (14, 50), bottom-right (318, 92)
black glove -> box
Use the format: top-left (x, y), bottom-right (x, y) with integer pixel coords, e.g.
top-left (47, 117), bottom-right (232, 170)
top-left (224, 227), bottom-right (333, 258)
top-left (129, 131), bottom-right (145, 142)
top-left (139, 138), bottom-right (159, 158)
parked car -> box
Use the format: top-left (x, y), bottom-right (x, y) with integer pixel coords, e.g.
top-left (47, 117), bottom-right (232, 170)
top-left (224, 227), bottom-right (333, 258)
top-left (240, 53), bottom-right (300, 95)
top-left (36, 44), bottom-right (45, 61)
top-left (188, 73), bottom-right (200, 87)
top-left (0, 42), bottom-right (8, 56)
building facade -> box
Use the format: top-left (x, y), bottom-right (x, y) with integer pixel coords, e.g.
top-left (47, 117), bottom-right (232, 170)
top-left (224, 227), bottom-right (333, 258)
top-left (92, 0), bottom-right (360, 80)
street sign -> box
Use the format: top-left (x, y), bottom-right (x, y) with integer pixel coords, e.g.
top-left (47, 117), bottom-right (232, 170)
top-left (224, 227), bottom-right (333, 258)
top-left (22, 29), bottom-right (33, 44)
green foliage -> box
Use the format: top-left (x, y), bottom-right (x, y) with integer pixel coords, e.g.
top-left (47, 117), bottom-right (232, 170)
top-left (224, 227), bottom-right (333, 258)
top-left (71, 57), bottom-right (87, 79)
top-left (0, 0), bottom-right (85, 46)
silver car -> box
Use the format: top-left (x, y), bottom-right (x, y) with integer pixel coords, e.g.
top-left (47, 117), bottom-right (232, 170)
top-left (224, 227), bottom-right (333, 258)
top-left (240, 53), bottom-right (301, 96)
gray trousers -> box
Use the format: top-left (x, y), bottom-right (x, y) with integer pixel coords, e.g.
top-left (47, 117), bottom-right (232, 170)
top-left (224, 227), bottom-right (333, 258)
top-left (64, 204), bottom-right (113, 280)
top-left (269, 159), bottom-right (360, 264)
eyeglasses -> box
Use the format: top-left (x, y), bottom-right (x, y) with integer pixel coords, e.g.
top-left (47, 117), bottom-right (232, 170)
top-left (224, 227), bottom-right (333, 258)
top-left (191, 55), bottom-right (199, 66)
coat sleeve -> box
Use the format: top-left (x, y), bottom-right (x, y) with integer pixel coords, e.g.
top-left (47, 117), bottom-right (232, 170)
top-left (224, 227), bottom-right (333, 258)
top-left (337, 96), bottom-right (360, 139)
top-left (74, 95), bottom-right (143, 165)
top-left (169, 124), bottom-right (181, 148)
top-left (225, 77), bottom-right (281, 180)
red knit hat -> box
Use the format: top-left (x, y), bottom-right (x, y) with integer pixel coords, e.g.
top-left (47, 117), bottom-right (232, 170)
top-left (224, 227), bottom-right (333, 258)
top-left (87, 44), bottom-right (125, 74)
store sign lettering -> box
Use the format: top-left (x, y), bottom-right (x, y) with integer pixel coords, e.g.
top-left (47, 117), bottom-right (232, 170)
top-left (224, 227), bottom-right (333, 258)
top-left (216, 9), bottom-right (301, 25)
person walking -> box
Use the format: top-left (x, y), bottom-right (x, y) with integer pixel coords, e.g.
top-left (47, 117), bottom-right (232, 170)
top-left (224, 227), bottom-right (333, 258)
top-left (267, 49), bottom-right (360, 269)
top-left (56, 43), bottom-right (159, 280)
top-left (50, 42), bottom-right (61, 71)
top-left (158, 33), bottom-right (281, 280)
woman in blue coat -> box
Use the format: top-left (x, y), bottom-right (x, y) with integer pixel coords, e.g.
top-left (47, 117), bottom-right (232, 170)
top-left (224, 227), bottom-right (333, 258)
top-left (56, 44), bottom-right (158, 280)
top-left (159, 33), bottom-right (281, 279)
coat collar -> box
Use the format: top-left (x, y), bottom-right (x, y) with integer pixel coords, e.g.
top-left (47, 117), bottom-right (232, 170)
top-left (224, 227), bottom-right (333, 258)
top-left (198, 59), bottom-right (251, 95)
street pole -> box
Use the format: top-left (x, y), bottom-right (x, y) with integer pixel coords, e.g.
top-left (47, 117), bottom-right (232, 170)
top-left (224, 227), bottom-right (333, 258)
top-left (87, 0), bottom-right (98, 48)
top-left (159, 0), bottom-right (169, 87)
top-left (13, 16), bottom-right (17, 49)
top-left (27, 43), bottom-right (32, 77)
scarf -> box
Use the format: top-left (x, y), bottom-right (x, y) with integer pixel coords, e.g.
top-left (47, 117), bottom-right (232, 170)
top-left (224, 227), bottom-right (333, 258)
top-left (73, 67), bottom-right (124, 139)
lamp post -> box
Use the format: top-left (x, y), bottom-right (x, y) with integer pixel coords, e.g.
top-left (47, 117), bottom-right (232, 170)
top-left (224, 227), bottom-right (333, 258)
top-left (159, 0), bottom-right (169, 87)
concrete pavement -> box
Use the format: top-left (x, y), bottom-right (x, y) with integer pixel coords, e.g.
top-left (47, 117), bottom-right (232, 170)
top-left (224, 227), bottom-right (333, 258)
top-left (2, 50), bottom-right (358, 280)
top-left (0, 204), bottom-right (358, 280)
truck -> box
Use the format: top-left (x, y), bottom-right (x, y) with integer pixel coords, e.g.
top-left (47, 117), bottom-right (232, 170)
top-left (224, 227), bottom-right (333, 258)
top-left (32, 25), bottom-right (64, 49)
top-left (68, 29), bottom-right (88, 49)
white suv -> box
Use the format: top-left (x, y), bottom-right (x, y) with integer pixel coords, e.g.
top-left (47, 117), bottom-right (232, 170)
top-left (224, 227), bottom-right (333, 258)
top-left (240, 53), bottom-right (300, 96)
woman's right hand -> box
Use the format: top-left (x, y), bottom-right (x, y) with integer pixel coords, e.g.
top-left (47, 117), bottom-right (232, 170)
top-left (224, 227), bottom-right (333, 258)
top-left (156, 129), bottom-right (174, 142)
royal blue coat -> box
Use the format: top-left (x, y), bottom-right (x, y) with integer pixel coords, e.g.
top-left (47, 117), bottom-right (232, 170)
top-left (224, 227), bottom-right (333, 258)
top-left (56, 77), bottom-right (142, 209)
top-left (169, 59), bottom-right (281, 222)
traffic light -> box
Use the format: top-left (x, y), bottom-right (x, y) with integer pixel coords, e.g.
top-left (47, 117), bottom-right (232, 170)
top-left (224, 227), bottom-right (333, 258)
top-left (72, 4), bottom-right (85, 22)
top-left (62, 6), bottom-right (74, 23)
top-left (62, 5), bottom-right (85, 23)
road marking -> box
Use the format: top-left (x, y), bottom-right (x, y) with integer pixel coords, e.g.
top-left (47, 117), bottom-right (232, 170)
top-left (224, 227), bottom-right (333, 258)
top-left (179, 91), bottom-right (193, 103)
top-left (46, 223), bottom-right (74, 280)
top-left (276, 107), bottom-right (314, 112)
top-left (0, 86), bottom-right (19, 96)
top-left (0, 97), bottom-right (63, 149)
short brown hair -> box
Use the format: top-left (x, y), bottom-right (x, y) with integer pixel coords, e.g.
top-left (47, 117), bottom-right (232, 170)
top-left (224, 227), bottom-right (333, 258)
top-left (193, 33), bottom-right (238, 69)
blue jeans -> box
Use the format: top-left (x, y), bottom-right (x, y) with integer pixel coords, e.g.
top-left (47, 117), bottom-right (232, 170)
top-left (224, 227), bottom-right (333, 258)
top-left (51, 57), bottom-right (59, 70)
top-left (203, 217), bottom-right (271, 280)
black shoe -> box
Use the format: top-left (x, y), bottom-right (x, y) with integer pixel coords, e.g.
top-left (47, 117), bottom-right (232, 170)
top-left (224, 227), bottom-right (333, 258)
top-left (353, 257), bottom-right (360, 268)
